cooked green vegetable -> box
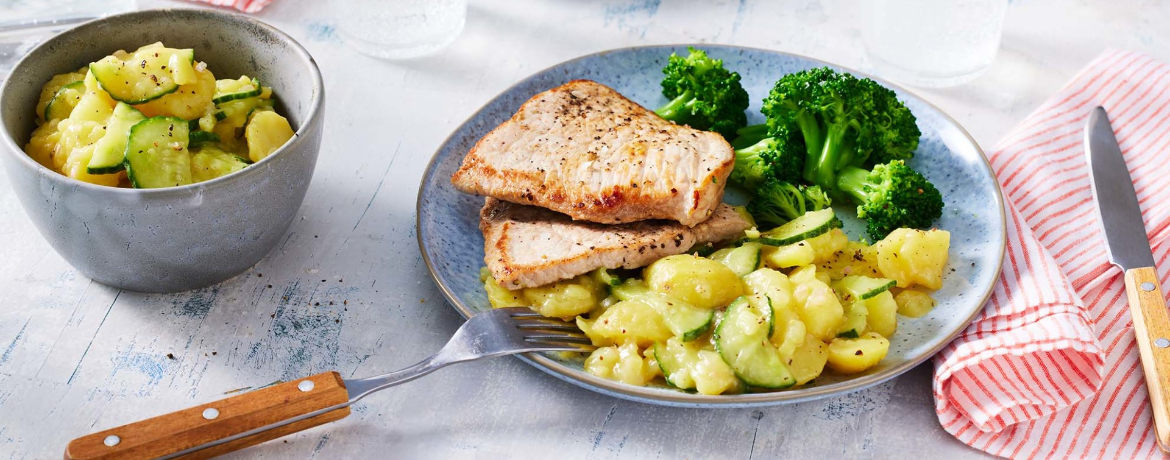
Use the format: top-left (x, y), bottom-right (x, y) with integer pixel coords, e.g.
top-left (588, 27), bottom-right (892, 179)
top-left (715, 296), bottom-right (795, 388)
top-left (124, 117), bottom-right (192, 188)
top-left (89, 44), bottom-right (195, 104)
top-left (730, 130), bottom-right (806, 189)
top-left (836, 160), bottom-right (943, 240)
top-left (88, 102), bottom-right (146, 174)
top-left (746, 178), bottom-right (832, 230)
top-left (745, 208), bottom-right (842, 247)
top-left (43, 81), bottom-right (85, 121)
top-left (762, 67), bottom-right (921, 190)
top-left (655, 47), bottom-right (750, 139)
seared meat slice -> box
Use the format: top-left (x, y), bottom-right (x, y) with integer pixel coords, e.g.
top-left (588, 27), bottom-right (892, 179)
top-left (452, 80), bottom-right (735, 228)
top-left (481, 198), bottom-right (750, 289)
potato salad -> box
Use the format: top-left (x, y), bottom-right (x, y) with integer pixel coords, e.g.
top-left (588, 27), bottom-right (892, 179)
top-left (482, 207), bottom-right (950, 395)
top-left (25, 42), bottom-right (295, 188)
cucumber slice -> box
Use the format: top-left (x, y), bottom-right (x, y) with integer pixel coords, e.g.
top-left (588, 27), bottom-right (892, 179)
top-left (654, 337), bottom-right (741, 394)
top-left (654, 339), bottom-right (696, 389)
top-left (189, 130), bottom-right (221, 147)
top-left (216, 97), bottom-right (272, 131)
top-left (655, 332), bottom-right (734, 390)
top-left (714, 296), bottom-right (795, 388)
top-left (709, 242), bottom-right (763, 277)
top-left (751, 294), bottom-right (775, 338)
top-left (190, 148), bottom-right (249, 183)
top-left (124, 117), bottom-right (192, 188)
top-left (831, 275), bottom-right (897, 303)
top-left (611, 280), bottom-right (713, 341)
top-left (688, 242), bottom-right (718, 257)
top-left (837, 302), bottom-right (868, 338)
top-left (43, 81), bottom-right (85, 121)
top-left (88, 103), bottom-right (147, 174)
top-left (591, 268), bottom-right (623, 288)
top-left (213, 77), bottom-right (263, 104)
top-left (90, 44), bottom-right (194, 104)
top-left (746, 208), bottom-right (841, 247)
top-left (761, 242), bottom-right (816, 268)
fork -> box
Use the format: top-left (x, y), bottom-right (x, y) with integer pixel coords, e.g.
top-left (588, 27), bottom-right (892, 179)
top-left (63, 308), bottom-right (594, 460)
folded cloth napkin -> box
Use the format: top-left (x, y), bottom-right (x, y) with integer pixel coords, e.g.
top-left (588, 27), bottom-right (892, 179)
top-left (935, 49), bottom-right (1170, 458)
top-left (188, 0), bottom-right (273, 13)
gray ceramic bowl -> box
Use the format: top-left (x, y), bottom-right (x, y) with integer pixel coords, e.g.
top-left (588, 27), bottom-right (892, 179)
top-left (0, 9), bottom-right (324, 293)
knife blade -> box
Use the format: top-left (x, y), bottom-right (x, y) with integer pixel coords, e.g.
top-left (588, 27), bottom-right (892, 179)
top-left (1086, 106), bottom-right (1170, 452)
top-left (1086, 106), bottom-right (1156, 270)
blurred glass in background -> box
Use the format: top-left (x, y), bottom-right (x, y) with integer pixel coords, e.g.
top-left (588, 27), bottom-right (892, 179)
top-left (334, 0), bottom-right (468, 60)
top-left (0, 0), bottom-right (134, 77)
top-left (863, 0), bottom-right (1008, 88)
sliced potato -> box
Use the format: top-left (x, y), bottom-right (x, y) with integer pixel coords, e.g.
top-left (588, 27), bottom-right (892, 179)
top-left (741, 268), bottom-right (794, 310)
top-left (788, 333), bottom-right (828, 385)
top-left (894, 289), bottom-right (936, 317)
top-left (480, 268), bottom-right (527, 309)
top-left (134, 64), bottom-right (216, 120)
top-left (522, 274), bottom-right (605, 318)
top-left (791, 276), bottom-right (845, 342)
top-left (865, 291), bottom-right (898, 337)
top-left (826, 332), bottom-right (890, 374)
top-left (818, 240), bottom-right (883, 280)
top-left (806, 228), bottom-right (848, 264)
top-left (761, 241), bottom-right (816, 268)
top-left (873, 228), bottom-right (951, 289)
top-left (589, 299), bottom-right (673, 346)
top-left (644, 254), bottom-right (743, 309)
top-left (245, 111), bottom-right (295, 162)
top-left (584, 343), bottom-right (658, 386)
top-left (35, 70), bottom-right (87, 121)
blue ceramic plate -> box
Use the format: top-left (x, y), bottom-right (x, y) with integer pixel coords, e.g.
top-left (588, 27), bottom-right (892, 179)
top-left (417, 45), bottom-right (1006, 407)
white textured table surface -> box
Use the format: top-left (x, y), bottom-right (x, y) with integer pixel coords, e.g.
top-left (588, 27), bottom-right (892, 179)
top-left (1, 0), bottom-right (1168, 458)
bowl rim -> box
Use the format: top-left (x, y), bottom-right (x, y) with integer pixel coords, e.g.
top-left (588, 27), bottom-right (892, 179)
top-left (415, 43), bottom-right (1008, 407)
top-left (0, 7), bottom-right (324, 196)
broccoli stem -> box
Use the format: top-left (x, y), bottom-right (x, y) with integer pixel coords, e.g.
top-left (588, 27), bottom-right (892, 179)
top-left (796, 111), bottom-right (823, 180)
top-left (737, 137), bottom-right (772, 156)
top-left (811, 121), bottom-right (850, 189)
top-left (836, 166), bottom-right (870, 204)
top-left (732, 124), bottom-right (769, 149)
top-left (737, 123), bottom-right (768, 138)
top-left (655, 90), bottom-right (695, 121)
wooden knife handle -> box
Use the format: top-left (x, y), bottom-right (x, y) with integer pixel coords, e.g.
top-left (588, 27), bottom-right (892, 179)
top-left (64, 371), bottom-right (351, 460)
top-left (1125, 267), bottom-right (1170, 452)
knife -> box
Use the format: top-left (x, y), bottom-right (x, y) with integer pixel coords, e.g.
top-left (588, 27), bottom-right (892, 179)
top-left (1086, 106), bottom-right (1170, 452)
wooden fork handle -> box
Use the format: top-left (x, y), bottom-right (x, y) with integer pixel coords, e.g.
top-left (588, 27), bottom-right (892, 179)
top-left (64, 371), bottom-right (351, 460)
top-left (1125, 267), bottom-right (1170, 452)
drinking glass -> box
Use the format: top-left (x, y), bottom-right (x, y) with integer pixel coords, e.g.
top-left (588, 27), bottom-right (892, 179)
top-left (334, 0), bottom-right (468, 60)
top-left (862, 0), bottom-right (1008, 88)
top-left (0, 0), bottom-right (133, 77)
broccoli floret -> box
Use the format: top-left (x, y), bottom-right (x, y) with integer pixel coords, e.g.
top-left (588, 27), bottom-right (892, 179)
top-left (655, 47), bottom-right (750, 139)
top-left (730, 132), bottom-right (805, 189)
top-left (762, 67), bottom-right (920, 190)
top-left (837, 160), bottom-right (943, 240)
top-left (746, 178), bottom-right (832, 229)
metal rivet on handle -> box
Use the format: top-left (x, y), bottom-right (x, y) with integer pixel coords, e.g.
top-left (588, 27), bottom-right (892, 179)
top-left (103, 435), bottom-right (120, 447)
top-left (298, 380), bottom-right (315, 392)
top-left (1142, 282), bottom-right (1157, 291)
top-left (1157, 338), bottom-right (1170, 348)
top-left (202, 408), bottom-right (219, 420)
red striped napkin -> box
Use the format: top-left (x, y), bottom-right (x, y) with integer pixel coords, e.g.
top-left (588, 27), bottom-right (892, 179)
top-left (934, 49), bottom-right (1170, 458)
top-left (187, 0), bottom-right (273, 14)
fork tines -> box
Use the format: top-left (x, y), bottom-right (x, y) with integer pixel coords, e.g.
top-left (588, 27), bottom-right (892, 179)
top-left (499, 307), bottom-right (597, 351)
